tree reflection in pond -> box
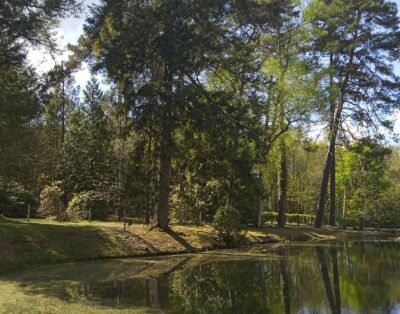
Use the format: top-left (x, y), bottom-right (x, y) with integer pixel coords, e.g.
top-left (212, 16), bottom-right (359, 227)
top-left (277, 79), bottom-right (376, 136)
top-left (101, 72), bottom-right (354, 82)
top-left (1, 242), bottom-right (400, 313)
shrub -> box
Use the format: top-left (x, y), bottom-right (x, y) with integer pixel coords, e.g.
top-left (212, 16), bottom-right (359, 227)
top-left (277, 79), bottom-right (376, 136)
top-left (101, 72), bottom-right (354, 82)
top-left (286, 213), bottom-right (315, 225)
top-left (0, 177), bottom-right (36, 218)
top-left (262, 212), bottom-right (315, 226)
top-left (66, 191), bottom-right (108, 222)
top-left (38, 182), bottom-right (64, 220)
top-left (213, 205), bottom-right (242, 244)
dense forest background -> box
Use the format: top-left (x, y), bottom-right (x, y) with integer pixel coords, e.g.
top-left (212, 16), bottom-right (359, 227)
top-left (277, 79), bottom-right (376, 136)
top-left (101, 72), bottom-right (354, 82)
top-left (1, 0), bottom-right (400, 230)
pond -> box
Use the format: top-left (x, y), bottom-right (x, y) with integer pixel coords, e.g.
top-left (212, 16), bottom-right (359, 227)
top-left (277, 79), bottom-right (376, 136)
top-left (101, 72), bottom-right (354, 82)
top-left (1, 242), bottom-right (400, 313)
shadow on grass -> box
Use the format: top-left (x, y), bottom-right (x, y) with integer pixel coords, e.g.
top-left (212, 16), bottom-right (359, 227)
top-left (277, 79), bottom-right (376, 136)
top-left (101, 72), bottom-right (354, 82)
top-left (0, 218), bottom-right (150, 274)
top-left (128, 233), bottom-right (161, 253)
top-left (164, 228), bottom-right (195, 252)
top-left (0, 218), bottom-right (203, 276)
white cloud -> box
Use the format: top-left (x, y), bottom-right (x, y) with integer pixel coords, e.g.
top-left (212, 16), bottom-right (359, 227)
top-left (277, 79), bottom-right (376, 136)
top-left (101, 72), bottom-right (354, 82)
top-left (27, 1), bottom-right (97, 90)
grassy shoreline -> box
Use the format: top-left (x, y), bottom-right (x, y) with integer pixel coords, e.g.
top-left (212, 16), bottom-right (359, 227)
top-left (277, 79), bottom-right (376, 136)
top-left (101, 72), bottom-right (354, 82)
top-left (0, 217), bottom-right (397, 274)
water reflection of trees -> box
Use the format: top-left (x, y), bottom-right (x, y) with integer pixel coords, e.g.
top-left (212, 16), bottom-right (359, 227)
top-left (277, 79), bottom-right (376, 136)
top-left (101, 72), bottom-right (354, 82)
top-left (316, 246), bottom-right (341, 314)
top-left (2, 243), bottom-right (400, 313)
top-left (169, 244), bottom-right (400, 313)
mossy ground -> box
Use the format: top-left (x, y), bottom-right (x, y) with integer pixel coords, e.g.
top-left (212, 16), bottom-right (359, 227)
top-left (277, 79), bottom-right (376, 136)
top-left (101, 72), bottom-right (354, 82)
top-left (0, 216), bottom-right (396, 274)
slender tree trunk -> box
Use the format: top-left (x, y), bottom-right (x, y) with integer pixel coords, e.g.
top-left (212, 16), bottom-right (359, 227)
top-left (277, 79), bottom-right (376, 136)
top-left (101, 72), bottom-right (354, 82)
top-left (117, 137), bottom-right (125, 217)
top-left (59, 69), bottom-right (68, 208)
top-left (117, 97), bottom-right (127, 221)
top-left (226, 144), bottom-right (236, 209)
top-left (329, 151), bottom-right (336, 225)
top-left (153, 64), bottom-right (173, 230)
top-left (153, 113), bottom-right (172, 229)
top-left (342, 189), bottom-right (346, 219)
top-left (61, 79), bottom-right (66, 145)
top-left (257, 196), bottom-right (264, 228)
top-left (146, 131), bottom-right (154, 224)
top-left (328, 53), bottom-right (336, 226)
top-left (60, 63), bottom-right (67, 147)
top-left (277, 138), bottom-right (288, 227)
top-left (315, 96), bottom-right (345, 228)
top-left (315, 132), bottom-right (335, 228)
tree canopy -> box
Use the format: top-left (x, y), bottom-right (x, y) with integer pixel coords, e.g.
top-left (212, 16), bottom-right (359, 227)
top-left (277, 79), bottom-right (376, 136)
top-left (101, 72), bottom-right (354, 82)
top-left (1, 0), bottom-right (400, 231)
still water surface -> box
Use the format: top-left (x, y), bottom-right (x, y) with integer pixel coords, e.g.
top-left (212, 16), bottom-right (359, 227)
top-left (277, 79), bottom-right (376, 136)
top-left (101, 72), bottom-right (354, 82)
top-left (1, 242), bottom-right (400, 314)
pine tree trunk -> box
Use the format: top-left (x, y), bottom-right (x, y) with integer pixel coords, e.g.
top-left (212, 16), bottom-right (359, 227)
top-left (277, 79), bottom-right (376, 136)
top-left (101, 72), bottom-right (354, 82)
top-left (146, 131), bottom-right (154, 224)
top-left (61, 68), bottom-right (66, 146)
top-left (153, 65), bottom-right (173, 230)
top-left (116, 102), bottom-right (127, 221)
top-left (342, 189), bottom-right (346, 219)
top-left (329, 151), bottom-right (336, 225)
top-left (277, 139), bottom-right (287, 227)
top-left (226, 140), bottom-right (237, 209)
top-left (328, 53), bottom-right (336, 226)
top-left (315, 99), bottom-right (343, 228)
top-left (117, 138), bottom-right (125, 219)
top-left (154, 138), bottom-right (171, 229)
top-left (316, 36), bottom-right (355, 228)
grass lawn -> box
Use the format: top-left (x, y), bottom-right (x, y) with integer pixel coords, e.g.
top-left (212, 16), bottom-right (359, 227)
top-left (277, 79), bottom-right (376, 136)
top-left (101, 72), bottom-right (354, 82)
top-left (0, 216), bottom-right (397, 274)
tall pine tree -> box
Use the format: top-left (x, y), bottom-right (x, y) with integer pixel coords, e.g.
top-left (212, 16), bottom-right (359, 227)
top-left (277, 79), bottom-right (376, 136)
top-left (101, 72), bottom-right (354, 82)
top-left (305, 0), bottom-right (400, 227)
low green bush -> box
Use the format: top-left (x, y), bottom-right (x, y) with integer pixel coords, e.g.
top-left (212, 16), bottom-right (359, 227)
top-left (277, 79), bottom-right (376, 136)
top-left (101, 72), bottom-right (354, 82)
top-left (262, 211), bottom-right (277, 225)
top-left (213, 205), bottom-right (242, 244)
top-left (286, 213), bottom-right (315, 225)
top-left (67, 191), bottom-right (108, 221)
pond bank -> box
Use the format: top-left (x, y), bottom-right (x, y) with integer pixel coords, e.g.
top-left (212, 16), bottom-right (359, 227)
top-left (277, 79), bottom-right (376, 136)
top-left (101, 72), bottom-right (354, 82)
top-left (0, 217), bottom-right (397, 274)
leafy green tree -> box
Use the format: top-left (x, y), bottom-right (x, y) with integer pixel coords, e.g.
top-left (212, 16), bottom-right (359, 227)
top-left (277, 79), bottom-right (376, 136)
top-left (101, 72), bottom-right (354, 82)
top-left (259, 3), bottom-right (317, 227)
top-left (336, 139), bottom-right (391, 227)
top-left (286, 131), bottom-right (326, 216)
top-left (377, 149), bottom-right (400, 228)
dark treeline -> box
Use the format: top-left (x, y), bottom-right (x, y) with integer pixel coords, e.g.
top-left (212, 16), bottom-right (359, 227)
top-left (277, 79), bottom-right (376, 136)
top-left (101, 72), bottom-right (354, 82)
top-left (1, 0), bottom-right (400, 230)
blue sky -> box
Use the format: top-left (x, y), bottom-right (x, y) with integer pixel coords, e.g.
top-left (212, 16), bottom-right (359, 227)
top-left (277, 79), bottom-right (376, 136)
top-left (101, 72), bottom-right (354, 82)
top-left (27, 0), bottom-right (400, 137)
